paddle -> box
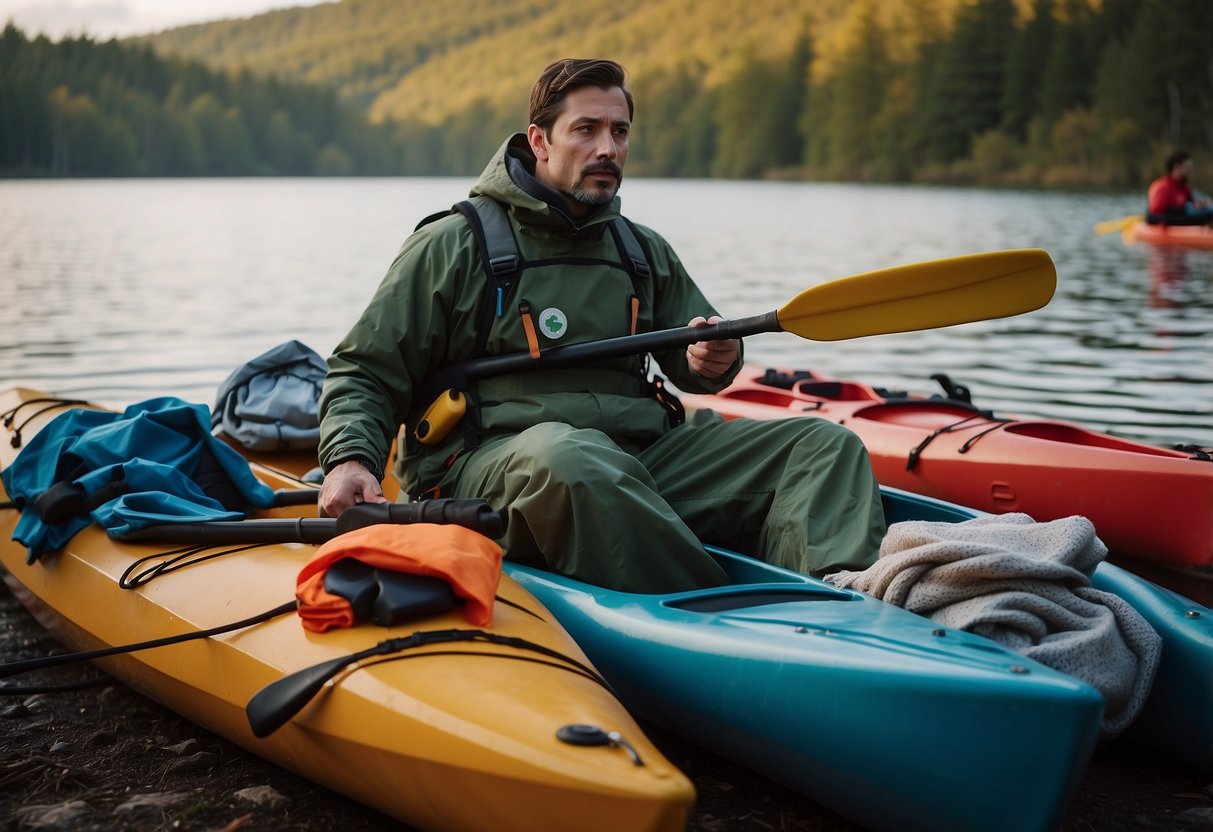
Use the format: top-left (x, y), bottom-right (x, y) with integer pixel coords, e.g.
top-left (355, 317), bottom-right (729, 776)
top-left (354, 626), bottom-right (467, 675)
top-left (1094, 215), bottom-right (1142, 236)
top-left (436, 248), bottom-right (1056, 389)
top-left (119, 499), bottom-right (508, 544)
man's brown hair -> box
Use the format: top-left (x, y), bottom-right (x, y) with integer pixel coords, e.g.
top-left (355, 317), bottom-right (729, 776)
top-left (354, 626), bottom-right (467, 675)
top-left (1165, 149), bottom-right (1191, 174)
top-left (529, 58), bottom-right (634, 134)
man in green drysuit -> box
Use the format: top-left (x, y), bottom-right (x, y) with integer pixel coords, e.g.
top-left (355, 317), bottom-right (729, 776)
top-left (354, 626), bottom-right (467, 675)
top-left (317, 58), bottom-right (885, 592)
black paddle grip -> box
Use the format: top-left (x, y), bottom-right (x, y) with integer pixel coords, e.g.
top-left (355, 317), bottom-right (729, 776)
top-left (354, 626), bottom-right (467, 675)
top-left (334, 499), bottom-right (507, 539)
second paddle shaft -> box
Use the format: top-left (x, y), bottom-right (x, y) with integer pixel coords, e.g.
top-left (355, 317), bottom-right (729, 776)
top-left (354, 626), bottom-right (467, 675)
top-left (453, 311), bottom-right (777, 383)
top-left (412, 313), bottom-right (772, 447)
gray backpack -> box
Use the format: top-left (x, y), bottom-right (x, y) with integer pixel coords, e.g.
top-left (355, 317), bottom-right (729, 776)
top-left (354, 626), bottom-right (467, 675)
top-left (212, 340), bottom-right (327, 451)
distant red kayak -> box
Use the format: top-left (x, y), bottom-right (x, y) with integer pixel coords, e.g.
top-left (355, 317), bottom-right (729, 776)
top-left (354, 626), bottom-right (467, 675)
top-left (681, 367), bottom-right (1213, 573)
top-left (1124, 221), bottom-right (1213, 250)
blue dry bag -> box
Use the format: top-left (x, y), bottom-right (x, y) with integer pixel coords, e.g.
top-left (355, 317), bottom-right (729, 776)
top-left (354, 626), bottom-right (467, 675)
top-left (2, 397), bottom-right (276, 563)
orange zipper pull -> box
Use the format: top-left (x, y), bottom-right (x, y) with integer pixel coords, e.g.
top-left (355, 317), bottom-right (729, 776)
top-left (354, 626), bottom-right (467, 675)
top-left (518, 300), bottom-right (541, 359)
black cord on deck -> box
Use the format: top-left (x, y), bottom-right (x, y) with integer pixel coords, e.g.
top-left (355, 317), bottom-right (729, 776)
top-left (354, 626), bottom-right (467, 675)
top-left (0, 600), bottom-right (298, 686)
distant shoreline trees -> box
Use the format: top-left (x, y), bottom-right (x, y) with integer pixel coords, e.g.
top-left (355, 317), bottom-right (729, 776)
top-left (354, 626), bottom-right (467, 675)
top-left (623, 0), bottom-right (1211, 187)
top-left (3, 0), bottom-right (1211, 188)
top-left (0, 24), bottom-right (407, 177)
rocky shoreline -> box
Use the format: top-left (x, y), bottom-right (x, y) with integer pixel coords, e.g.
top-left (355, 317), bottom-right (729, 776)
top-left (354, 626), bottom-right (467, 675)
top-left (3, 584), bottom-right (1211, 832)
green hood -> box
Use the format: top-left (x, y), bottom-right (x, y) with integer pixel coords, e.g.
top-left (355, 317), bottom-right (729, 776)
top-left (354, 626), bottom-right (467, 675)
top-left (470, 133), bottom-right (622, 232)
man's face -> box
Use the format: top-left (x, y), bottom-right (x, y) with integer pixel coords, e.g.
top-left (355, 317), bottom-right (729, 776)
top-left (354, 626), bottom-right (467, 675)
top-left (528, 85), bottom-right (630, 217)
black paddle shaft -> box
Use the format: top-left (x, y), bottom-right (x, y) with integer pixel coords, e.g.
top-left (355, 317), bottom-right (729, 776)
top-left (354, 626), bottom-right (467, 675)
top-left (120, 499), bottom-right (507, 545)
top-left (441, 311), bottom-right (779, 387)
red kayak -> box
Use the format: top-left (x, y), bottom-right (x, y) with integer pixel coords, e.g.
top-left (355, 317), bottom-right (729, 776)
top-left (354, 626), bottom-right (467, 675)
top-left (1124, 221), bottom-right (1213, 250)
top-left (680, 368), bottom-right (1213, 573)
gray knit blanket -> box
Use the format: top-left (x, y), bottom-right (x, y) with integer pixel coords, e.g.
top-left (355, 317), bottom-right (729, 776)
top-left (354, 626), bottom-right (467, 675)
top-left (825, 513), bottom-right (1161, 736)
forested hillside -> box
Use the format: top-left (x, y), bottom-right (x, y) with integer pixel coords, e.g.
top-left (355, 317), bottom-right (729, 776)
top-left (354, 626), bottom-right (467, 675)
top-left (147, 0), bottom-right (853, 120)
top-left (0, 23), bottom-right (406, 176)
top-left (4, 0), bottom-right (1211, 184)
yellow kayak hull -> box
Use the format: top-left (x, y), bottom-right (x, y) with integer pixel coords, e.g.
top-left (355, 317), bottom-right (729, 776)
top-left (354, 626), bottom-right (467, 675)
top-left (0, 387), bottom-right (693, 832)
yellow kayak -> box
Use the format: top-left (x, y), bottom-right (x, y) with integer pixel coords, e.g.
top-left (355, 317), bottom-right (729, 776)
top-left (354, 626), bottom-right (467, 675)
top-left (0, 387), bottom-right (693, 832)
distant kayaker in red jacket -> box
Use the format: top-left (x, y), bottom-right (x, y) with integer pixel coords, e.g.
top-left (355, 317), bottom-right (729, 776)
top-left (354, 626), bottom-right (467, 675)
top-left (1147, 149), bottom-right (1213, 225)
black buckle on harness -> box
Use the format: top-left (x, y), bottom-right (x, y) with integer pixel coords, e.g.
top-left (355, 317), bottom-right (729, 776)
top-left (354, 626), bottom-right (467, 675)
top-left (488, 254), bottom-right (519, 277)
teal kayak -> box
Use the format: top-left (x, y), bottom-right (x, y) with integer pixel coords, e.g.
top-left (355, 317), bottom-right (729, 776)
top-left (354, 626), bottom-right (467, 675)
top-left (504, 487), bottom-right (1213, 832)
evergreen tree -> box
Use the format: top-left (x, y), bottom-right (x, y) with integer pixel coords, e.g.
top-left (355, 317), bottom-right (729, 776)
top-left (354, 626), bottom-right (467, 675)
top-left (713, 48), bottom-right (787, 178)
top-left (440, 98), bottom-right (510, 175)
top-left (1000, 0), bottom-right (1055, 140)
top-left (820, 1), bottom-right (891, 178)
top-left (1038, 0), bottom-right (1094, 127)
top-left (918, 0), bottom-right (1016, 164)
top-left (872, 0), bottom-right (943, 179)
top-left (631, 63), bottom-right (717, 178)
top-left (1106, 0), bottom-right (1213, 152)
top-left (774, 26), bottom-right (812, 171)
top-left (902, 32), bottom-right (946, 174)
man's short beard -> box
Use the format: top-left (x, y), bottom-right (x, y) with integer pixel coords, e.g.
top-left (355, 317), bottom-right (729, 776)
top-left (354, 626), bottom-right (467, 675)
top-left (569, 180), bottom-right (619, 206)
top-left (569, 161), bottom-right (623, 207)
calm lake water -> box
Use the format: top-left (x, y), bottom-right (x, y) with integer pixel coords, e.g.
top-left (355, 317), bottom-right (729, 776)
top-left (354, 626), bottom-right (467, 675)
top-left (1, 177), bottom-right (1210, 449)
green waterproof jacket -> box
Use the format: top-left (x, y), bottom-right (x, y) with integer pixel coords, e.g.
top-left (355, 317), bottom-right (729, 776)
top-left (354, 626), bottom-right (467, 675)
top-left (319, 134), bottom-right (742, 496)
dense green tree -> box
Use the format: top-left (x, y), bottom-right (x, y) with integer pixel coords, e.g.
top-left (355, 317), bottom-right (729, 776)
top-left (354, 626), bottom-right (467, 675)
top-left (817, 2), bottom-right (891, 178)
top-left (863, 0), bottom-right (940, 181)
top-left (901, 32), bottom-right (945, 175)
top-left (631, 64), bottom-right (717, 177)
top-left (1000, 0), bottom-right (1055, 140)
top-left (392, 118), bottom-right (446, 175)
top-left (47, 85), bottom-right (139, 175)
top-left (713, 50), bottom-right (781, 178)
top-left (778, 29), bottom-right (813, 172)
top-left (709, 29), bottom-right (810, 179)
top-left (919, 0), bottom-right (1017, 164)
top-left (439, 98), bottom-right (511, 175)
top-left (187, 93), bottom-right (254, 174)
top-left (669, 85), bottom-right (719, 178)
top-left (1038, 0), bottom-right (1094, 128)
top-left (1094, 0), bottom-right (1213, 158)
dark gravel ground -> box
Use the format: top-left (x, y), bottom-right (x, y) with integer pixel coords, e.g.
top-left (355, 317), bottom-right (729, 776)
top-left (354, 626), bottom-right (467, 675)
top-left (3, 580), bottom-right (1212, 832)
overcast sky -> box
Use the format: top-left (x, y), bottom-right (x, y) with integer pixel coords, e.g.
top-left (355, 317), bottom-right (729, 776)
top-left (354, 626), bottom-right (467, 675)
top-left (0, 0), bottom-right (331, 39)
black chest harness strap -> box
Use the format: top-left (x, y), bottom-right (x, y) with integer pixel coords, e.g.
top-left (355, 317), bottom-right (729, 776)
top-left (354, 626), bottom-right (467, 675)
top-left (410, 197), bottom-right (671, 454)
top-left (432, 196), bottom-right (652, 360)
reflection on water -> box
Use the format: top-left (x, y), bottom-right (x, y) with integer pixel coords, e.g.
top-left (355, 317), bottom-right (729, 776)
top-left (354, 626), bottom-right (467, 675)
top-left (1, 178), bottom-right (1210, 451)
top-left (1147, 245), bottom-right (1203, 310)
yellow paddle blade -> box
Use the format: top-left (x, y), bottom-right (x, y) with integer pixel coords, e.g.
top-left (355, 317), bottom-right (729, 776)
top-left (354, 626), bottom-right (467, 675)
top-left (1094, 215), bottom-right (1142, 235)
top-left (776, 249), bottom-right (1056, 342)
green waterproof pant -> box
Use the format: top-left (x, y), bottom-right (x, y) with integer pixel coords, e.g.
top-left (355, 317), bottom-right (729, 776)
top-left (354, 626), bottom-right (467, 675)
top-left (440, 410), bottom-right (886, 593)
